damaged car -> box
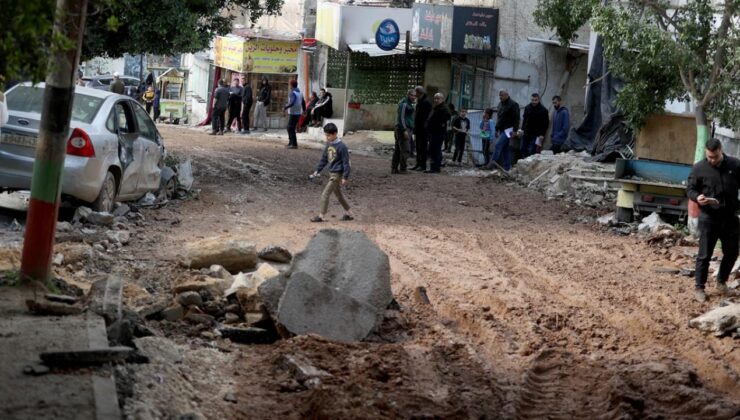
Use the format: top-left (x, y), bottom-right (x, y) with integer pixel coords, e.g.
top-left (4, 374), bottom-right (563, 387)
top-left (0, 82), bottom-right (175, 213)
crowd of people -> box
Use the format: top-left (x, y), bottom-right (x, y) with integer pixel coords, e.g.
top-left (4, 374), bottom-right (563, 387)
top-left (107, 72), bottom-right (161, 121)
top-left (392, 87), bottom-right (571, 174)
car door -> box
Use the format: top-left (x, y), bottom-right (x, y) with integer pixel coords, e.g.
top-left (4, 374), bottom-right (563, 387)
top-left (131, 104), bottom-right (163, 193)
top-left (113, 100), bottom-right (145, 197)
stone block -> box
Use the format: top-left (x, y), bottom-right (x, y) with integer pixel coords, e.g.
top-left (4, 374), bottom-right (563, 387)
top-left (183, 237), bottom-right (258, 273)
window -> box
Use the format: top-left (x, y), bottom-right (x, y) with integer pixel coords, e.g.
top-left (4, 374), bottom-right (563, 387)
top-left (106, 108), bottom-right (116, 132)
top-left (6, 85), bottom-right (104, 124)
top-left (133, 104), bottom-right (157, 141)
top-left (115, 102), bottom-right (135, 134)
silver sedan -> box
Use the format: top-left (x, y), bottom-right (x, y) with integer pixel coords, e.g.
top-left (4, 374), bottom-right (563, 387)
top-left (0, 82), bottom-right (170, 213)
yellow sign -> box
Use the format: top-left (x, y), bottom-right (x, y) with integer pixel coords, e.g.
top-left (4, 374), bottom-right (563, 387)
top-left (215, 37), bottom-right (246, 72)
top-left (215, 36), bottom-right (299, 74)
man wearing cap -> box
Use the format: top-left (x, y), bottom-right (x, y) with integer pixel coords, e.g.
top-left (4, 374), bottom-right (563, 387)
top-left (110, 72), bottom-right (124, 95)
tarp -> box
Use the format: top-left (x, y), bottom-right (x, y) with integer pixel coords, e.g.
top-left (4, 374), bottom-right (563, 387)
top-left (564, 35), bottom-right (626, 153)
top-left (586, 112), bottom-right (634, 163)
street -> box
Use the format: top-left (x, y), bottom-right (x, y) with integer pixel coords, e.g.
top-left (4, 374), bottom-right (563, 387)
top-left (79, 126), bottom-right (739, 418)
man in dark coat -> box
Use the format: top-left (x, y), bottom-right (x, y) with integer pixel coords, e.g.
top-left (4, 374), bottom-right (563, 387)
top-left (411, 85), bottom-right (433, 171)
top-left (240, 75), bottom-right (253, 134)
top-left (226, 79), bottom-right (243, 133)
top-left (686, 138), bottom-right (739, 302)
top-left (210, 79), bottom-right (230, 135)
top-left (491, 90), bottom-right (520, 171)
top-left (425, 93), bottom-right (451, 173)
top-left (520, 93), bottom-right (549, 158)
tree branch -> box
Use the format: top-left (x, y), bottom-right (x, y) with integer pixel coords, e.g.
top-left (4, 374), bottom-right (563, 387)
top-left (702, 1), bottom-right (735, 106)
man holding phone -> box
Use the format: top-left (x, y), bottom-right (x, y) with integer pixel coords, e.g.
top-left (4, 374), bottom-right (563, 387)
top-left (686, 138), bottom-right (739, 302)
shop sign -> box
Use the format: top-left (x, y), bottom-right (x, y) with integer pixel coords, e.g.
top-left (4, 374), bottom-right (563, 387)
top-left (215, 37), bottom-right (300, 74)
top-left (411, 4), bottom-right (453, 52)
top-left (451, 7), bottom-right (499, 55)
top-left (375, 19), bottom-right (400, 51)
top-left (215, 37), bottom-right (246, 72)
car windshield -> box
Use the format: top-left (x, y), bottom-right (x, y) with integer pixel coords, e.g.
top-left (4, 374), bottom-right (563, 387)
top-left (6, 85), bottom-right (105, 124)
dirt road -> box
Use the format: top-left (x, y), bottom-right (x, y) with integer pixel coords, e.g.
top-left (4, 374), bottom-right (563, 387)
top-left (5, 125), bottom-right (736, 418)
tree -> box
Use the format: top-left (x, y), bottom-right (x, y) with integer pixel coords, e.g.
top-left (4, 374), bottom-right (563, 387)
top-left (533, 0), bottom-right (599, 47)
top-left (534, 0), bottom-right (739, 159)
top-left (0, 0), bottom-right (283, 88)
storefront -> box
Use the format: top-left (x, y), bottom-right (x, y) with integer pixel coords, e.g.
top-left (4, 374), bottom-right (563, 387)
top-left (212, 34), bottom-right (301, 128)
top-left (411, 4), bottom-right (499, 111)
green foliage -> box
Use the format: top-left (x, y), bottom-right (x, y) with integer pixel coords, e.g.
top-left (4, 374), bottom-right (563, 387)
top-left (0, 0), bottom-right (284, 89)
top-left (535, 0), bottom-right (739, 131)
top-left (533, 0), bottom-right (599, 46)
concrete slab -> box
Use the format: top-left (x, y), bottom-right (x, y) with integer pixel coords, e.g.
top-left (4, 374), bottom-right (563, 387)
top-left (0, 286), bottom-right (120, 419)
top-left (276, 272), bottom-right (379, 342)
top-left (289, 229), bottom-right (393, 315)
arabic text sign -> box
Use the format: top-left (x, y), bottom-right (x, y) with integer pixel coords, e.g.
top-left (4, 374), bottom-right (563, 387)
top-left (245, 39), bottom-right (300, 74)
top-left (215, 37), bottom-right (246, 72)
top-left (451, 7), bottom-right (499, 55)
top-left (411, 4), bottom-right (453, 52)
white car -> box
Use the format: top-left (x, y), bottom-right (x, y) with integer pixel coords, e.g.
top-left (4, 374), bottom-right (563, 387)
top-left (0, 82), bottom-right (173, 213)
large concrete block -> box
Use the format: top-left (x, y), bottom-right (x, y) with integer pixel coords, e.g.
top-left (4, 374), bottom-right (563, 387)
top-left (257, 273), bottom-right (288, 316)
top-left (689, 303), bottom-right (740, 336)
top-left (277, 272), bottom-right (379, 342)
top-left (183, 237), bottom-right (258, 273)
top-left (289, 229), bottom-right (392, 314)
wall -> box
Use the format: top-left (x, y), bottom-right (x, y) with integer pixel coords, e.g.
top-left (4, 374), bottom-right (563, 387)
top-left (424, 57), bottom-right (452, 98)
top-left (345, 103), bottom-right (397, 131)
top-left (452, 0), bottom-right (589, 128)
top-left (182, 53), bottom-right (212, 124)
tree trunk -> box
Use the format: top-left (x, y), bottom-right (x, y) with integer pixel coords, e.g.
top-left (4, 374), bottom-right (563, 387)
top-left (20, 0), bottom-right (89, 284)
top-left (693, 104), bottom-right (709, 163)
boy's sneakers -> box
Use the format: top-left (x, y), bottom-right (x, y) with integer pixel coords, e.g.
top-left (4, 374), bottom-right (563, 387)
top-left (310, 216), bottom-right (323, 223)
top-left (341, 215), bottom-right (354, 221)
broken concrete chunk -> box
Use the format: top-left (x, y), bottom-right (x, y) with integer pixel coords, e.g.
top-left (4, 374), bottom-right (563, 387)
top-left (254, 263), bottom-right (280, 284)
top-left (176, 291), bottom-right (203, 307)
top-left (87, 276), bottom-right (123, 324)
top-left (279, 354), bottom-right (332, 386)
top-left (638, 212), bottom-right (674, 234)
top-left (57, 243), bottom-right (93, 265)
top-left (40, 346), bottom-right (134, 366)
top-left (161, 305), bottom-right (186, 321)
top-left (173, 275), bottom-right (229, 296)
top-left (208, 264), bottom-right (233, 280)
top-left (183, 237), bottom-right (258, 273)
top-left (112, 203), bottom-right (130, 218)
top-left (689, 303), bottom-right (740, 336)
top-left (236, 287), bottom-right (263, 313)
top-left (258, 246), bottom-right (293, 264)
top-left (26, 299), bottom-right (83, 316)
top-left (218, 326), bottom-right (278, 344)
top-left (106, 230), bottom-right (130, 245)
top-left (290, 229), bottom-right (393, 314)
top-left (56, 221), bottom-right (73, 232)
top-left (74, 206), bottom-right (114, 226)
top-left (277, 272), bottom-right (379, 342)
top-left (136, 301), bottom-right (170, 319)
top-left (134, 336), bottom-right (182, 364)
top-left (224, 272), bottom-right (254, 297)
top-left (257, 273), bottom-right (288, 317)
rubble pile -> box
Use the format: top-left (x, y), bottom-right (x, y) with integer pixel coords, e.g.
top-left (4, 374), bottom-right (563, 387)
top-left (511, 151), bottom-right (618, 207)
top-left (145, 229), bottom-right (396, 344)
top-left (689, 303), bottom-right (740, 338)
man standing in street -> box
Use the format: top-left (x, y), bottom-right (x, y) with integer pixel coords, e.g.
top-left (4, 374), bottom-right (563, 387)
top-left (411, 85), bottom-right (432, 171)
top-left (491, 90), bottom-right (520, 171)
top-left (519, 93), bottom-right (549, 158)
top-left (687, 138), bottom-right (739, 302)
top-left (226, 79), bottom-right (243, 133)
top-left (210, 79), bottom-right (230, 135)
top-left (110, 72), bottom-right (124, 94)
top-left (284, 79), bottom-right (302, 149)
top-left (254, 76), bottom-right (271, 131)
top-left (392, 89), bottom-right (415, 174)
top-left (240, 76), bottom-right (252, 134)
top-left (425, 93), bottom-right (451, 173)
top-left (550, 95), bottom-right (570, 154)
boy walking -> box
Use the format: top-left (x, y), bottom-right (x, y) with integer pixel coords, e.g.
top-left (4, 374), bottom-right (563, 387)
top-left (310, 123), bottom-right (354, 223)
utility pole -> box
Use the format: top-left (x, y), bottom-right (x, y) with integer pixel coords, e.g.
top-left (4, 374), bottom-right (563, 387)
top-left (21, 0), bottom-right (89, 284)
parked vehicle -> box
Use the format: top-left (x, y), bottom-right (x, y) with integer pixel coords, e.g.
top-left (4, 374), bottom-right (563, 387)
top-left (0, 82), bottom-right (174, 213)
top-left (614, 158), bottom-right (692, 222)
top-left (83, 74), bottom-right (140, 91)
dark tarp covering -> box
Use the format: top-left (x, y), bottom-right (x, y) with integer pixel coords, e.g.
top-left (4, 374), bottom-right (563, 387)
top-left (585, 112), bottom-right (634, 162)
top-left (564, 36), bottom-right (627, 153)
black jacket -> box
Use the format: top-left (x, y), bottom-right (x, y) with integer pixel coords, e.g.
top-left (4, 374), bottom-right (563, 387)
top-left (414, 95), bottom-right (432, 135)
top-left (496, 98), bottom-right (520, 132)
top-left (687, 154), bottom-right (740, 219)
top-left (258, 84), bottom-right (271, 105)
top-left (521, 103), bottom-right (549, 137)
top-left (242, 86), bottom-right (253, 105)
top-left (426, 103), bottom-right (451, 135)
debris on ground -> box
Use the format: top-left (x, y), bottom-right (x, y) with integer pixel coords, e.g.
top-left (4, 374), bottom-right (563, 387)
top-left (182, 237), bottom-right (258, 273)
top-left (689, 303), bottom-right (740, 337)
top-left (511, 151), bottom-right (617, 208)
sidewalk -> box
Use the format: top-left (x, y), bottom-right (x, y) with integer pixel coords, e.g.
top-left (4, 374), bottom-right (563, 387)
top-left (0, 285), bottom-right (121, 419)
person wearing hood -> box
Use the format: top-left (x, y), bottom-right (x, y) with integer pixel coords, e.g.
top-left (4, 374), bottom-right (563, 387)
top-left (254, 76), bottom-right (271, 131)
top-left (550, 95), bottom-right (570, 154)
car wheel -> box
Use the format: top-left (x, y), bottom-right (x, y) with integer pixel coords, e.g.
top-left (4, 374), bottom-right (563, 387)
top-left (162, 177), bottom-right (176, 200)
top-left (92, 171), bottom-right (117, 213)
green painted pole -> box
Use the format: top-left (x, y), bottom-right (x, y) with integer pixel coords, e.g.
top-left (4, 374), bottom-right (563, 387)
top-left (20, 0), bottom-right (89, 284)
